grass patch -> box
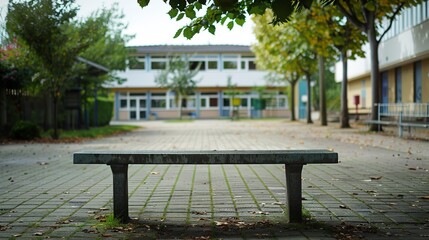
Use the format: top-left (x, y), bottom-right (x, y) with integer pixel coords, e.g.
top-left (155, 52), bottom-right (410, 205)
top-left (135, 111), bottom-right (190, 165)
top-left (96, 214), bottom-right (124, 230)
top-left (41, 125), bottom-right (139, 140)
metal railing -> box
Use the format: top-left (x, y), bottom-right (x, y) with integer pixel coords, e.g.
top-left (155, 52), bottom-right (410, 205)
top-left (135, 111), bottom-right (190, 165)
top-left (378, 102), bottom-right (429, 118)
top-left (375, 102), bottom-right (429, 137)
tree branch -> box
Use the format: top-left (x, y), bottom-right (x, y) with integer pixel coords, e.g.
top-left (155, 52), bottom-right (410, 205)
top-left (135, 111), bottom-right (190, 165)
top-left (336, 1), bottom-right (366, 32)
top-left (377, 3), bottom-right (405, 44)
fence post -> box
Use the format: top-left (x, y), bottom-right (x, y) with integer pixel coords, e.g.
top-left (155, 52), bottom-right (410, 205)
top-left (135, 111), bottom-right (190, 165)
top-left (399, 111), bottom-right (403, 138)
top-left (377, 103), bottom-right (381, 132)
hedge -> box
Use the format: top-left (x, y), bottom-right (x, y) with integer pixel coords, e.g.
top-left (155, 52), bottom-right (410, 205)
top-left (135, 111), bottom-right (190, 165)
top-left (87, 97), bottom-right (113, 127)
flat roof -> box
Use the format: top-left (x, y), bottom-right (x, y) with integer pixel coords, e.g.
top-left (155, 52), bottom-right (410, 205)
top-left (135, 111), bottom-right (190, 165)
top-left (129, 45), bottom-right (252, 55)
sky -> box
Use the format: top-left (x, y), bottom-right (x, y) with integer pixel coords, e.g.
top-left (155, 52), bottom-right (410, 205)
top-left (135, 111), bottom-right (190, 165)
top-left (1, 0), bottom-right (256, 46)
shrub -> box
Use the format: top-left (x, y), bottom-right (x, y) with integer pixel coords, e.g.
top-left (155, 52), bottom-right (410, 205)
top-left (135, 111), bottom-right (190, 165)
top-left (87, 97), bottom-right (114, 127)
top-left (10, 120), bottom-right (41, 140)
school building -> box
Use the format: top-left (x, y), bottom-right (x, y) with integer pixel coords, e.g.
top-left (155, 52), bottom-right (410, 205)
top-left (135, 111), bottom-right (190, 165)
top-left (110, 45), bottom-right (289, 120)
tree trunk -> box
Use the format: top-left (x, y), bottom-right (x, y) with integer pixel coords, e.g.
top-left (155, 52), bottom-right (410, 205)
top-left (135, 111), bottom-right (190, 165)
top-left (290, 80), bottom-right (296, 121)
top-left (178, 95), bottom-right (183, 120)
top-left (306, 73), bottom-right (313, 124)
top-left (368, 18), bottom-right (381, 131)
top-left (340, 51), bottom-right (351, 128)
top-left (318, 55), bottom-right (327, 126)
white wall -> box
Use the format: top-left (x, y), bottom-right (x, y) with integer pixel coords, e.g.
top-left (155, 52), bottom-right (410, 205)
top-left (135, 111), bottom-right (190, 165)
top-left (110, 69), bottom-right (277, 88)
top-left (335, 19), bottom-right (429, 82)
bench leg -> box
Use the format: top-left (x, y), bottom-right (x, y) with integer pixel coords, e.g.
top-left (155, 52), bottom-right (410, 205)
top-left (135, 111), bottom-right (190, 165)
top-left (110, 164), bottom-right (129, 223)
top-left (285, 164), bottom-right (304, 223)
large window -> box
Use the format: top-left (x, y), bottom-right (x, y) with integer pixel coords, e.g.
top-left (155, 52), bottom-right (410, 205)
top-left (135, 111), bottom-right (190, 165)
top-left (414, 61), bottom-right (422, 103)
top-left (200, 92), bottom-right (218, 108)
top-left (240, 56), bottom-right (257, 70)
top-left (151, 92), bottom-right (166, 108)
top-left (190, 61), bottom-right (205, 70)
top-left (129, 57), bottom-right (145, 70)
top-left (150, 56), bottom-right (167, 70)
top-left (395, 67), bottom-right (402, 103)
top-left (189, 55), bottom-right (218, 71)
top-left (222, 55), bottom-right (238, 70)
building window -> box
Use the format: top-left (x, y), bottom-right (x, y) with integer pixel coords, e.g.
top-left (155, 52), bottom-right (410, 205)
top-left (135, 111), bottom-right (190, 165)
top-left (129, 57), bottom-right (145, 70)
top-left (151, 99), bottom-right (166, 108)
top-left (240, 98), bottom-right (248, 107)
top-left (151, 61), bottom-right (166, 70)
top-left (395, 67), bottom-right (402, 103)
top-left (222, 55), bottom-right (238, 70)
top-left (200, 92), bottom-right (218, 108)
top-left (223, 61), bottom-right (238, 70)
top-left (190, 61), bottom-right (205, 70)
top-left (414, 61), bottom-right (422, 103)
top-left (200, 98), bottom-right (207, 108)
top-left (209, 98), bottom-right (218, 107)
top-left (151, 92), bottom-right (166, 108)
top-left (120, 99), bottom-right (127, 108)
top-left (208, 61), bottom-right (218, 70)
top-left (223, 98), bottom-right (230, 107)
top-left (248, 61), bottom-right (256, 70)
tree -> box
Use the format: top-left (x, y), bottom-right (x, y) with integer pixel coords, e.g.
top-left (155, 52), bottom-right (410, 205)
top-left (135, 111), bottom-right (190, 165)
top-left (76, 3), bottom-right (133, 128)
top-left (155, 55), bottom-right (200, 119)
top-left (6, 0), bottom-right (97, 139)
top-left (252, 10), bottom-right (311, 122)
top-left (334, 0), bottom-right (423, 131)
top-left (303, 4), bottom-right (366, 128)
top-left (138, 0), bottom-right (331, 39)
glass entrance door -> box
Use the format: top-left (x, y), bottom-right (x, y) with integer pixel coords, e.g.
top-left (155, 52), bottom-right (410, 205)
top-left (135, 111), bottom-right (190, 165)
top-left (129, 97), bottom-right (147, 120)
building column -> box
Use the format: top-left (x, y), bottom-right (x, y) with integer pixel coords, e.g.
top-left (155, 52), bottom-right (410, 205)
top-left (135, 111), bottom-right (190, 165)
top-left (114, 92), bottom-right (119, 121)
top-left (146, 92), bottom-right (151, 120)
top-left (196, 92), bottom-right (201, 118)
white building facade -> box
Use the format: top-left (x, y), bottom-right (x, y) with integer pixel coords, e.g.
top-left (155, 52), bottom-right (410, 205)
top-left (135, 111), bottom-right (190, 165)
top-left (110, 45), bottom-right (289, 120)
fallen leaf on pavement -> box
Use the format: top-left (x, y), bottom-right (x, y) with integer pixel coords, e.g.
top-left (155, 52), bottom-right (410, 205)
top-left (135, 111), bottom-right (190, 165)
top-left (191, 210), bottom-right (207, 215)
top-left (250, 211), bottom-right (269, 215)
top-left (370, 176), bottom-right (382, 180)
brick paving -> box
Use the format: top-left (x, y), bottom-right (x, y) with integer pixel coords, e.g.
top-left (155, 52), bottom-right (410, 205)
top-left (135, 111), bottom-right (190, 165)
top-left (0, 119), bottom-right (428, 239)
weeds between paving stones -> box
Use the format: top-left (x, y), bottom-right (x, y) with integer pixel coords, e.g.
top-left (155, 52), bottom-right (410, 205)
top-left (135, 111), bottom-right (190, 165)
top-left (86, 211), bottom-right (380, 239)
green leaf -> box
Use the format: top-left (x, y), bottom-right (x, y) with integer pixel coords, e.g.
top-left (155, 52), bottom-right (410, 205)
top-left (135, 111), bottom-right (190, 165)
top-left (235, 17), bottom-right (245, 26)
top-left (364, 1), bottom-right (375, 11)
top-left (168, 8), bottom-right (179, 18)
top-left (227, 21), bottom-right (234, 30)
top-left (183, 27), bottom-right (194, 39)
top-left (208, 25), bottom-right (216, 34)
top-left (177, 13), bottom-right (185, 21)
top-left (185, 7), bottom-right (196, 19)
top-left (220, 16), bottom-right (227, 25)
top-left (174, 28), bottom-right (183, 38)
top-left (137, 0), bottom-right (150, 8)
top-left (195, 2), bottom-right (202, 10)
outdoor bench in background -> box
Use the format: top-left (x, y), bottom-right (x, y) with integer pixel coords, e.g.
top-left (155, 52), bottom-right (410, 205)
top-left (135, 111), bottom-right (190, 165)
top-left (73, 150), bottom-right (338, 223)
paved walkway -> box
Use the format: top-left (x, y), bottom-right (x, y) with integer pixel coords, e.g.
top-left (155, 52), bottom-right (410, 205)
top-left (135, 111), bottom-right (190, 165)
top-left (0, 120), bottom-right (428, 239)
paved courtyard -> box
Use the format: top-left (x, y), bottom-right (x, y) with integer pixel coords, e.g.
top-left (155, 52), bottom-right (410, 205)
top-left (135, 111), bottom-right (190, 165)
top-left (0, 120), bottom-right (428, 239)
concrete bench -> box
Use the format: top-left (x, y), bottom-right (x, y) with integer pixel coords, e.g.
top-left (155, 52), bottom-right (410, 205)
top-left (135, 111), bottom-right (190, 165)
top-left (73, 150), bottom-right (338, 223)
